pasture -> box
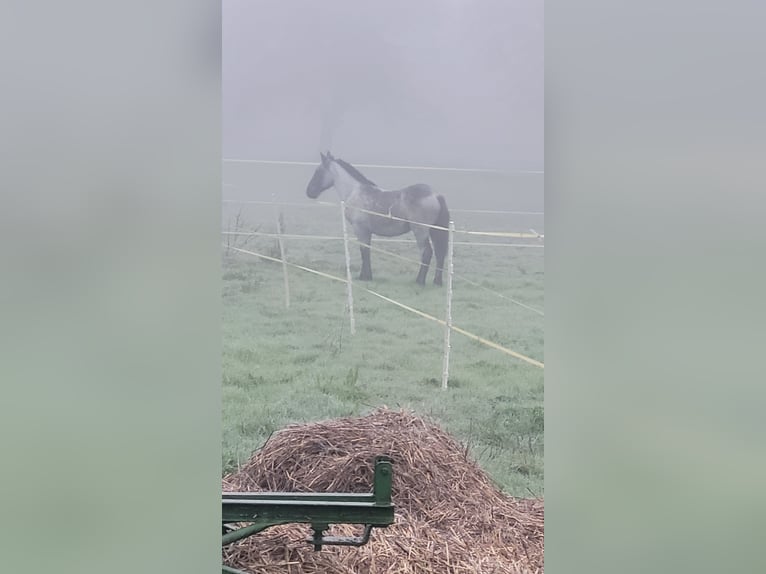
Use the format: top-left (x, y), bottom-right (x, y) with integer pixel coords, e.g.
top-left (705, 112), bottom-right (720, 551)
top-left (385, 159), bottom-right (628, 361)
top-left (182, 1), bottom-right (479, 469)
top-left (222, 161), bottom-right (544, 496)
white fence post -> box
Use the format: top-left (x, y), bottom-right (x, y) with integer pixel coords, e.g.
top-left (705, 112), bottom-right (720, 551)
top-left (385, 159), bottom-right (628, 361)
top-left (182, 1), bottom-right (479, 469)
top-left (441, 220), bottom-right (455, 390)
top-left (340, 201), bottom-right (356, 335)
top-left (272, 196), bottom-right (290, 309)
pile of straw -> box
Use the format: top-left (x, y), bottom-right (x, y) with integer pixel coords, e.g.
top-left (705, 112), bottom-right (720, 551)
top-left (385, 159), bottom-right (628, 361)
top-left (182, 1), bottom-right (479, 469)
top-left (223, 408), bottom-right (544, 573)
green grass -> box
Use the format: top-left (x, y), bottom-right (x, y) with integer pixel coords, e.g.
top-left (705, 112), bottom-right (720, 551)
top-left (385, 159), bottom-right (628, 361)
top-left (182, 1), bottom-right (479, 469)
top-left (222, 170), bottom-right (543, 496)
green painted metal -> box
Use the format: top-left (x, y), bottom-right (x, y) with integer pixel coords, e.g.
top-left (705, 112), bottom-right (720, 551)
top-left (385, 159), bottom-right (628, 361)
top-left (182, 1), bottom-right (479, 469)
top-left (373, 454), bottom-right (393, 506)
top-left (222, 456), bottom-right (394, 572)
top-left (221, 520), bottom-right (285, 545)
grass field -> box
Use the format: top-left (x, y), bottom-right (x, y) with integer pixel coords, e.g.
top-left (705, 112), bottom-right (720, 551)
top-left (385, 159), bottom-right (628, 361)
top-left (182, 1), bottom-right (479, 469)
top-left (222, 162), bottom-right (544, 496)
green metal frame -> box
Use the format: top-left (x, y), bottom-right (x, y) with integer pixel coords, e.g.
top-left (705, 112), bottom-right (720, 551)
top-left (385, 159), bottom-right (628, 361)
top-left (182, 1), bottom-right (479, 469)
top-left (222, 456), bottom-right (394, 573)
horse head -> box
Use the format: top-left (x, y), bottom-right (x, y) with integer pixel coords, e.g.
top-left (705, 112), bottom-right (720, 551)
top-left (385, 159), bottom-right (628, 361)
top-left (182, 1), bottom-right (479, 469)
top-left (306, 152), bottom-right (335, 198)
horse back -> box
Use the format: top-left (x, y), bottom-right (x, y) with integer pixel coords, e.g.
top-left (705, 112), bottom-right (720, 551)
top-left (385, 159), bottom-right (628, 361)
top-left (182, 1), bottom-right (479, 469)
top-left (400, 183), bottom-right (433, 202)
top-left (396, 184), bottom-right (441, 226)
top-left (348, 183), bottom-right (439, 237)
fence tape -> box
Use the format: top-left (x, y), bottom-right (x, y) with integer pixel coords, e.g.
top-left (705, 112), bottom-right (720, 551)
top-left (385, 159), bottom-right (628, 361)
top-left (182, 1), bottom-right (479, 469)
top-left (223, 231), bottom-right (342, 241)
top-left (345, 239), bottom-right (545, 316)
top-left (225, 244), bottom-right (544, 369)
top-left (364, 289), bottom-right (544, 369)
top-left (223, 157), bottom-right (543, 174)
top-left (339, 203), bottom-right (544, 239)
top-left (222, 230), bottom-right (543, 248)
top-left (224, 199), bottom-right (543, 238)
top-left (226, 233), bottom-right (544, 315)
top-left (225, 245), bottom-right (347, 284)
top-left (224, 198), bottom-right (543, 217)
top-left (451, 208), bottom-right (544, 216)
top-left (462, 230), bottom-right (543, 239)
top-left (453, 274), bottom-right (544, 316)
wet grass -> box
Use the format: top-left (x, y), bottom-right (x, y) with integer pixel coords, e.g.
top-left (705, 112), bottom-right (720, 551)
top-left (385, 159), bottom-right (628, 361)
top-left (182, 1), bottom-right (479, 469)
top-left (222, 233), bottom-right (543, 496)
top-left (222, 170), bottom-right (543, 496)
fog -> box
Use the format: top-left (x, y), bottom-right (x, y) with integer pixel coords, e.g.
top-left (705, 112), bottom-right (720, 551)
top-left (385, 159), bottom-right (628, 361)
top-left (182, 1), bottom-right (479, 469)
top-left (223, 1), bottom-right (542, 171)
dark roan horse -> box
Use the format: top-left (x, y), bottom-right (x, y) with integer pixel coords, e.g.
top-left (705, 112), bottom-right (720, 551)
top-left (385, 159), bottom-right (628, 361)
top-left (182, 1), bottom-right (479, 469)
top-left (306, 152), bottom-right (450, 285)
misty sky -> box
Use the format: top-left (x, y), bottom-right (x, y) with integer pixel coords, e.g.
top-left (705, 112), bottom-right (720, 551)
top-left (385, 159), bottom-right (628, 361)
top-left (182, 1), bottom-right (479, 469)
top-left (223, 1), bottom-right (542, 170)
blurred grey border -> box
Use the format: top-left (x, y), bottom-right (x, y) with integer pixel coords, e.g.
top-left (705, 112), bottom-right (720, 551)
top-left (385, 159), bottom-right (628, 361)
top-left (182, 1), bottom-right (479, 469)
top-left (3, 1), bottom-right (765, 573)
top-left (547, 1), bottom-right (765, 573)
top-left (1, 2), bottom-right (221, 573)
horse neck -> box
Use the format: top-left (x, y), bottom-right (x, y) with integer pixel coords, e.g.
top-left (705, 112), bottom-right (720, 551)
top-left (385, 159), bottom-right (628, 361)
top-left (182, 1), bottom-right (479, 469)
top-left (329, 162), bottom-right (362, 203)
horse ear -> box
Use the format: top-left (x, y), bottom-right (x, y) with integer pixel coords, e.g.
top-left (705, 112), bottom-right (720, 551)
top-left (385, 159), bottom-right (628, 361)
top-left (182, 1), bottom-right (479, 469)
top-left (320, 151), bottom-right (329, 165)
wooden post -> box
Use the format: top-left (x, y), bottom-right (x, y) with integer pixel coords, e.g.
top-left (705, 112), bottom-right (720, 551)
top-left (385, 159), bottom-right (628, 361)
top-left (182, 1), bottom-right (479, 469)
top-left (441, 220), bottom-right (455, 389)
top-left (340, 201), bottom-right (356, 335)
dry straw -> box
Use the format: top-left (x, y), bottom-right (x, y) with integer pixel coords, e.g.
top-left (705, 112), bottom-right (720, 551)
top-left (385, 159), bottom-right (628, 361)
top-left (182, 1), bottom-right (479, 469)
top-left (223, 408), bottom-right (544, 573)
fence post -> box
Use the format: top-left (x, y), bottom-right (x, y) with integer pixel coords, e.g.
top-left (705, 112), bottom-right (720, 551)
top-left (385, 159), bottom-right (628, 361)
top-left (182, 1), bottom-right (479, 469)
top-left (441, 220), bottom-right (455, 390)
top-left (340, 201), bottom-right (356, 335)
top-left (272, 196), bottom-right (290, 309)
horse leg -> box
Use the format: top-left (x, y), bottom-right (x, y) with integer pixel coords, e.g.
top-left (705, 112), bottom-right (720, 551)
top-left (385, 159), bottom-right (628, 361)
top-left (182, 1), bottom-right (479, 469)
top-left (413, 226), bottom-right (433, 285)
top-left (429, 195), bottom-right (450, 286)
top-left (357, 229), bottom-right (373, 281)
top-left (417, 242), bottom-right (433, 285)
top-left (359, 243), bottom-right (372, 280)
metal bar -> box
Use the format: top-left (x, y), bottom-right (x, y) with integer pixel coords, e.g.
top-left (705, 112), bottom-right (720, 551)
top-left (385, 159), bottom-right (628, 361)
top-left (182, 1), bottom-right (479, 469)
top-left (223, 501), bottom-right (393, 525)
top-left (222, 492), bottom-right (375, 502)
top-left (310, 524), bottom-right (374, 548)
top-left (221, 457), bottom-right (395, 553)
top-left (221, 520), bottom-right (284, 545)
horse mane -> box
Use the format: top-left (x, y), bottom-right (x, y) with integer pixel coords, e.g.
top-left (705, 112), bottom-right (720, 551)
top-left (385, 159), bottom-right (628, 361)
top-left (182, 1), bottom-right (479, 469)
top-left (334, 158), bottom-right (378, 188)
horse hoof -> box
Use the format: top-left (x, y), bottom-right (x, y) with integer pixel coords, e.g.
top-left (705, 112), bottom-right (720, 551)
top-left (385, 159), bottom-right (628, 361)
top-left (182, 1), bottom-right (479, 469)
top-left (434, 279), bottom-right (443, 287)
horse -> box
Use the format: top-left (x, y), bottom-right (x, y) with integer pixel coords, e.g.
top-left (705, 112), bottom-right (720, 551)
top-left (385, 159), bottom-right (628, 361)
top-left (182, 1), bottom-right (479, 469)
top-left (306, 152), bottom-right (450, 286)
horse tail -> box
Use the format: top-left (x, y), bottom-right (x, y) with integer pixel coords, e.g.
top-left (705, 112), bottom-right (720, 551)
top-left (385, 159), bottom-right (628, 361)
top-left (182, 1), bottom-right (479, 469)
top-left (430, 194), bottom-right (450, 263)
